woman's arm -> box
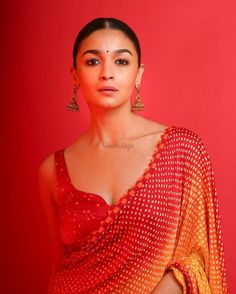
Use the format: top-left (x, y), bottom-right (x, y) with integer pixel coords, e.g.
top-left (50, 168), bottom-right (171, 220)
top-left (38, 154), bottom-right (65, 277)
top-left (151, 271), bottom-right (183, 294)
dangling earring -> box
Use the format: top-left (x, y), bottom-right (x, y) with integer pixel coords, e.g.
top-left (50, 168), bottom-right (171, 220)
top-left (131, 84), bottom-right (145, 112)
top-left (66, 84), bottom-right (80, 112)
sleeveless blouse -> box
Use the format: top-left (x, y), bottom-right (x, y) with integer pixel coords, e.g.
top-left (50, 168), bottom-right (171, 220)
top-left (49, 125), bottom-right (229, 293)
top-left (55, 147), bottom-right (114, 253)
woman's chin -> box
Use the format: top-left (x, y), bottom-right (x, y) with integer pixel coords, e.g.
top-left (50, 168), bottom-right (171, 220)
top-left (88, 101), bottom-right (129, 112)
top-left (86, 96), bottom-right (128, 110)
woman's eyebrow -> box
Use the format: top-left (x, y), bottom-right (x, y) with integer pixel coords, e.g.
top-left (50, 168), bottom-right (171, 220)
top-left (82, 49), bottom-right (133, 56)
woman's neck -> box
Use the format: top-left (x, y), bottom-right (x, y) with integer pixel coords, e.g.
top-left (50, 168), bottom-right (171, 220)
top-left (86, 108), bottom-right (144, 145)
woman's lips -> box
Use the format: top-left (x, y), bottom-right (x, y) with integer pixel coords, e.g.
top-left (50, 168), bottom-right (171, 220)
top-left (98, 86), bottom-right (118, 91)
top-left (98, 86), bottom-right (118, 95)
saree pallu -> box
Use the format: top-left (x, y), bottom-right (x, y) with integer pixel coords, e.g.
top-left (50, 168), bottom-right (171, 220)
top-left (49, 126), bottom-right (229, 293)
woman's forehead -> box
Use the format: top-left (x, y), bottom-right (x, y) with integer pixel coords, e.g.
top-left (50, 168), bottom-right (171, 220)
top-left (78, 29), bottom-right (137, 54)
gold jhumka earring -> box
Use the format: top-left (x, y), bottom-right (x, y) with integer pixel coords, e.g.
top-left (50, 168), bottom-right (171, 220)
top-left (66, 84), bottom-right (80, 112)
top-left (131, 83), bottom-right (145, 111)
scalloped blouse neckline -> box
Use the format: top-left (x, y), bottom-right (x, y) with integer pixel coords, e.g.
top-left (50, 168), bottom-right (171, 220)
top-left (61, 125), bottom-right (175, 209)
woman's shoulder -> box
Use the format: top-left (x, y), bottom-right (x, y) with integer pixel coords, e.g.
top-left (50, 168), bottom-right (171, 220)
top-left (169, 124), bottom-right (204, 146)
top-left (138, 118), bottom-right (168, 132)
top-left (168, 125), bottom-right (212, 166)
top-left (139, 118), bottom-right (205, 151)
top-left (38, 151), bottom-right (58, 197)
top-left (143, 119), bottom-right (203, 144)
top-left (38, 150), bottom-right (58, 174)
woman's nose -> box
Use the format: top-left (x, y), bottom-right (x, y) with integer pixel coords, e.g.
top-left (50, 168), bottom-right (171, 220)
top-left (101, 74), bottom-right (113, 80)
top-left (99, 63), bottom-right (114, 80)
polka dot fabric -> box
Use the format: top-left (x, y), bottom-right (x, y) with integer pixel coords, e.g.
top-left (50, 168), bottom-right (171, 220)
top-left (49, 125), bottom-right (229, 293)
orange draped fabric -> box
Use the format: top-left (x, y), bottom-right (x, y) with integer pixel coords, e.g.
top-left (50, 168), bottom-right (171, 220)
top-left (49, 125), bottom-right (229, 293)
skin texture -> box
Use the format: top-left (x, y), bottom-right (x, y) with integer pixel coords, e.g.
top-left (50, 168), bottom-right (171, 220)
top-left (38, 28), bottom-right (183, 293)
top-left (151, 271), bottom-right (183, 294)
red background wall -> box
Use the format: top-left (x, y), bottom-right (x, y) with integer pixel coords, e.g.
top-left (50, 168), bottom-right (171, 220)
top-left (2, 0), bottom-right (235, 293)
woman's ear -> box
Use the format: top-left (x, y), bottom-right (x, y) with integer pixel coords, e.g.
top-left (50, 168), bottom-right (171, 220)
top-left (70, 66), bottom-right (79, 85)
top-left (135, 64), bottom-right (144, 87)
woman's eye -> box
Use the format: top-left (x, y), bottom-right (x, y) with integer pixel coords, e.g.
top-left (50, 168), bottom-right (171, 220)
top-left (86, 58), bottom-right (100, 65)
top-left (116, 59), bottom-right (129, 65)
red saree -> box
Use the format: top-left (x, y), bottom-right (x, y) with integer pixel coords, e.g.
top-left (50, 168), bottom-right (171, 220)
top-left (49, 125), bottom-right (229, 293)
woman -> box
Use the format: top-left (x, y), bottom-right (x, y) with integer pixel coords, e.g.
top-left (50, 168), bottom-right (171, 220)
top-left (38, 17), bottom-right (229, 293)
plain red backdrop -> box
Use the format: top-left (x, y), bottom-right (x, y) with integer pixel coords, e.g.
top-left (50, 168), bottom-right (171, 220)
top-left (2, 0), bottom-right (235, 293)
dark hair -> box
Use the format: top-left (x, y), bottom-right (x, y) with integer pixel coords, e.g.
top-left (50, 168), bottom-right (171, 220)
top-left (73, 17), bottom-right (141, 68)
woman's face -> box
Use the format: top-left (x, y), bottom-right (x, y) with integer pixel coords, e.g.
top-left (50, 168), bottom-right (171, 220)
top-left (71, 29), bottom-right (144, 112)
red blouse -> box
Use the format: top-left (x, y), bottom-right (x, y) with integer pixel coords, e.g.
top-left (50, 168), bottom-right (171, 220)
top-left (55, 149), bottom-right (114, 252)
